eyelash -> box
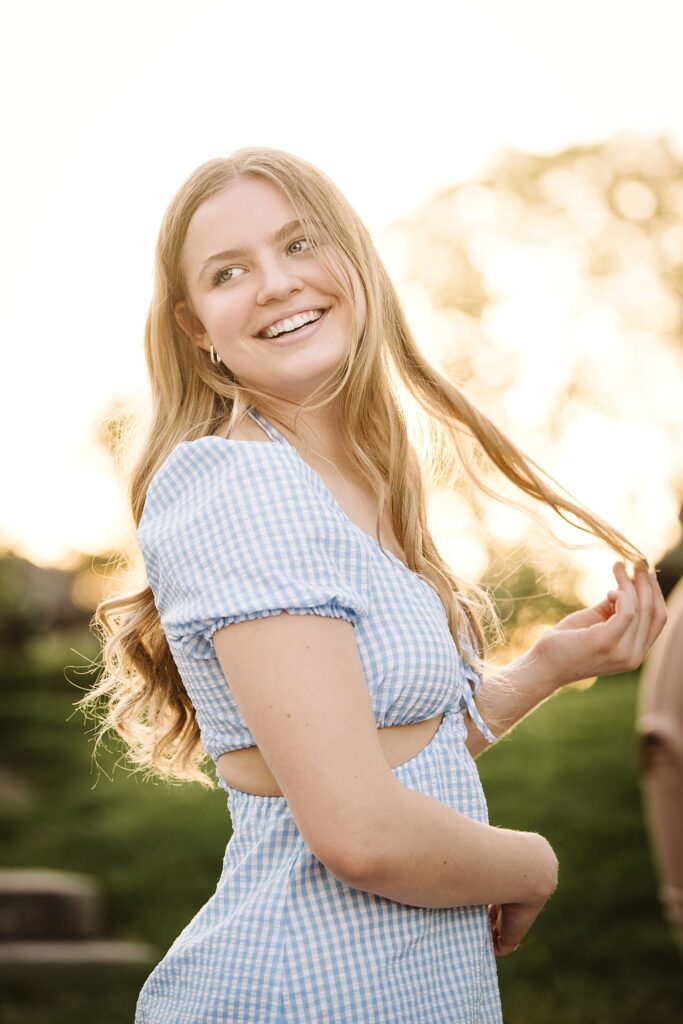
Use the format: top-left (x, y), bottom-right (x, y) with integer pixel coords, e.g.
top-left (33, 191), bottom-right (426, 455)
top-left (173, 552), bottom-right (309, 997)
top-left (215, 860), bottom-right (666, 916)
top-left (211, 237), bottom-right (312, 287)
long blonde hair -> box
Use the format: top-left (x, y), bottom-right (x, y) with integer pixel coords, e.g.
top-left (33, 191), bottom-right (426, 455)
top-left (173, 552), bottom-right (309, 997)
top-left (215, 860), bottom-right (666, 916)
top-left (75, 147), bottom-right (649, 788)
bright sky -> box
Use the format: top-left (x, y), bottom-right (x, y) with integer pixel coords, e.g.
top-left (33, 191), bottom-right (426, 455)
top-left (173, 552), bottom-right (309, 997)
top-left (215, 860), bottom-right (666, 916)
top-left (2, 0), bottom-right (683, 597)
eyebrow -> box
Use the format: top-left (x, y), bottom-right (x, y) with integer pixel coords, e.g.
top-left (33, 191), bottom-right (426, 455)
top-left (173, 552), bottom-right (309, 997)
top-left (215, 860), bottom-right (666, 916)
top-left (198, 219), bottom-right (304, 281)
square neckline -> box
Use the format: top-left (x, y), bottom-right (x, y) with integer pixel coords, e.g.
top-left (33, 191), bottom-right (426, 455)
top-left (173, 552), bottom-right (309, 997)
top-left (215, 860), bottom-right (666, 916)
top-left (244, 407), bottom-right (417, 578)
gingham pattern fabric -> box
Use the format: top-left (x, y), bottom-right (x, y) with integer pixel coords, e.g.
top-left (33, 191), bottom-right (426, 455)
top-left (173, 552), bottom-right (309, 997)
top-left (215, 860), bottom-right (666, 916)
top-left (134, 407), bottom-right (502, 1024)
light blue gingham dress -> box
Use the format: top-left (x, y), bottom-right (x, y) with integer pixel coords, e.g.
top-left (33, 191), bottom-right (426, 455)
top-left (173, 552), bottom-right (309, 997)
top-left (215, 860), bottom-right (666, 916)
top-left (134, 407), bottom-right (502, 1024)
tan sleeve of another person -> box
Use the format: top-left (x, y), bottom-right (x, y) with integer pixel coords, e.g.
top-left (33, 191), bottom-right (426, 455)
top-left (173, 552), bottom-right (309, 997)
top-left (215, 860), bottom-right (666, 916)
top-left (636, 574), bottom-right (683, 954)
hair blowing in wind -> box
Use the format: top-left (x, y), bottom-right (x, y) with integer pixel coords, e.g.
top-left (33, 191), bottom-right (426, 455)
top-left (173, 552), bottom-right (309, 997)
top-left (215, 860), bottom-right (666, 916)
top-left (75, 146), bottom-right (650, 788)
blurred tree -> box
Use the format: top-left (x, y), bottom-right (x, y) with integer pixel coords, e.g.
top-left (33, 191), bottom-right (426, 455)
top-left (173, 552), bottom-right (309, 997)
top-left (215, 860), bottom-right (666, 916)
top-left (0, 552), bottom-right (92, 678)
top-left (383, 133), bottom-right (683, 652)
top-left (654, 501), bottom-right (683, 600)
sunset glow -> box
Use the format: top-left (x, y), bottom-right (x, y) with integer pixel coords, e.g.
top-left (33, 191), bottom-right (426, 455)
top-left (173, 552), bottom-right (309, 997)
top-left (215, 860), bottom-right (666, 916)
top-left (3, 0), bottom-right (683, 614)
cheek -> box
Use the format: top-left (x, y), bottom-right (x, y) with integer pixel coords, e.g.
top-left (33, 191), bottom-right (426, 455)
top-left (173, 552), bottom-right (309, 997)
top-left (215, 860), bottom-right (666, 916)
top-left (211, 295), bottom-right (254, 336)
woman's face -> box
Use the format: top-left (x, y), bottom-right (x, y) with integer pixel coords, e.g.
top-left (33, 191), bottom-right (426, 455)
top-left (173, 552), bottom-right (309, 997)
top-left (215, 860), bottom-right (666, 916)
top-left (176, 177), bottom-right (366, 404)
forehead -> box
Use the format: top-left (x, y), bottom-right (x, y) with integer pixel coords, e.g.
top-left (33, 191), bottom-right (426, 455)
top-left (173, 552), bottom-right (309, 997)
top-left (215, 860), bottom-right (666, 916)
top-left (182, 178), bottom-right (296, 273)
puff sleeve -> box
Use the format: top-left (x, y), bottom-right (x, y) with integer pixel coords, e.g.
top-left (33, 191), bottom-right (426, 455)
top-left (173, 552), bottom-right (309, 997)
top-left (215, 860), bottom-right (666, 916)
top-left (136, 438), bottom-right (370, 660)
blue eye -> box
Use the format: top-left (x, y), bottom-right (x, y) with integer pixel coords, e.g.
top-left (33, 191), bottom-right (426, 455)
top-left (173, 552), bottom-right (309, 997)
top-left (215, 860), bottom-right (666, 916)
top-left (212, 237), bottom-right (312, 287)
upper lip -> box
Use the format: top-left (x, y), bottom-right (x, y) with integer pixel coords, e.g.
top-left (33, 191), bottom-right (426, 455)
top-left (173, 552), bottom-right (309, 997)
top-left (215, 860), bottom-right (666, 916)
top-left (257, 306), bottom-right (328, 336)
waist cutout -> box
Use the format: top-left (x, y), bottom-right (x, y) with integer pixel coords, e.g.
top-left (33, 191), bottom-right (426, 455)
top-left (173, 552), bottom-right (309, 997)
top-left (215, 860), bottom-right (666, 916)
top-left (216, 712), bottom-right (446, 797)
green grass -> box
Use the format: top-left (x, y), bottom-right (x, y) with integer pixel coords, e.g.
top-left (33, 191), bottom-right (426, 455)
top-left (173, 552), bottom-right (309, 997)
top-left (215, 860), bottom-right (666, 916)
top-left (1, 657), bottom-right (681, 1022)
top-left (477, 674), bottom-right (683, 1023)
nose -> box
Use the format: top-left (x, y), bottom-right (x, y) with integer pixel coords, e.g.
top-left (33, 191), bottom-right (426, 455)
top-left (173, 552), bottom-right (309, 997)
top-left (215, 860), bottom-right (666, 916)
top-left (255, 254), bottom-right (304, 306)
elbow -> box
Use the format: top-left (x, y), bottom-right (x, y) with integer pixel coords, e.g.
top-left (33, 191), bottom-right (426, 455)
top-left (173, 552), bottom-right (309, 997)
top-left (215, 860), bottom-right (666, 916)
top-left (532, 840), bottom-right (560, 903)
top-left (516, 829), bottom-right (560, 902)
top-left (333, 847), bottom-right (383, 889)
top-left (314, 824), bottom-right (388, 889)
top-left (309, 782), bottom-right (400, 888)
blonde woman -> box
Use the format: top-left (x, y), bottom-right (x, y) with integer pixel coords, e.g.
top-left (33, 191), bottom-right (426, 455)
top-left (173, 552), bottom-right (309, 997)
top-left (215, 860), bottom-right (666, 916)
top-left (80, 148), bottom-right (667, 1023)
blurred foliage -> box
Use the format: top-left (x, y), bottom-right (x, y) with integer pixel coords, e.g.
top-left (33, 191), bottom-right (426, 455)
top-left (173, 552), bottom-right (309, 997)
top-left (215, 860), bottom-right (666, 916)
top-left (654, 502), bottom-right (683, 599)
top-left (0, 554), bottom-right (89, 674)
top-left (390, 133), bottom-right (683, 372)
top-left (0, 550), bottom-right (121, 681)
top-left (384, 132), bottom-right (683, 639)
top-left (480, 549), bottom-right (579, 648)
top-left (0, 554), bottom-right (44, 652)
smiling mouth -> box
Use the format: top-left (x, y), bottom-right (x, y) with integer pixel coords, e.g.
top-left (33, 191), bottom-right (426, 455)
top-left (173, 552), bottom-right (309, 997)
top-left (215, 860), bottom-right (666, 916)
top-left (256, 308), bottom-right (329, 340)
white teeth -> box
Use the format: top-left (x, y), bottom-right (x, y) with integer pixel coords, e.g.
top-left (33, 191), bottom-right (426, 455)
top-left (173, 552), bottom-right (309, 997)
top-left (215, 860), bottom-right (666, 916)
top-left (262, 308), bottom-right (323, 339)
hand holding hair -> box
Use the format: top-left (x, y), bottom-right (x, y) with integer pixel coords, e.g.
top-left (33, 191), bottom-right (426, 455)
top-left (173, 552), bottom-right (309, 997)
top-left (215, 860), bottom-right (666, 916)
top-left (534, 563), bottom-right (668, 690)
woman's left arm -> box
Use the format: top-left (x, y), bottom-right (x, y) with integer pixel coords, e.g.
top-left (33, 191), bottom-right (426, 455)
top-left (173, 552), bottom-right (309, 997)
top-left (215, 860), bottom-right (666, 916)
top-left (466, 563), bottom-right (669, 760)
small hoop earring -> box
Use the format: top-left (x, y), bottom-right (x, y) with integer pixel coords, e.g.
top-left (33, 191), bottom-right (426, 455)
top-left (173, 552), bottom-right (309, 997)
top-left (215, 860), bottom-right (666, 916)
top-left (210, 343), bottom-right (222, 365)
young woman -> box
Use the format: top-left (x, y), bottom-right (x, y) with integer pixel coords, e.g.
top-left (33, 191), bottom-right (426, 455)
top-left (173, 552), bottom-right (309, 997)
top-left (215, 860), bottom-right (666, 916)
top-left (79, 147), bottom-right (667, 1023)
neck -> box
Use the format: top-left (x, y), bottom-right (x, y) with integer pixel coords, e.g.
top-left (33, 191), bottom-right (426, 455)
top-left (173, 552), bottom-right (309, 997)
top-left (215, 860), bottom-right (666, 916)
top-left (253, 396), bottom-right (350, 469)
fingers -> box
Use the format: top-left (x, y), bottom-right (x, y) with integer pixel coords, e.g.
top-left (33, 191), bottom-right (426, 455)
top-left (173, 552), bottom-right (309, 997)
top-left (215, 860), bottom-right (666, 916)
top-left (607, 562), bottom-right (668, 671)
top-left (601, 562), bottom-right (640, 653)
top-left (488, 903), bottom-right (501, 948)
top-left (612, 562), bottom-right (638, 614)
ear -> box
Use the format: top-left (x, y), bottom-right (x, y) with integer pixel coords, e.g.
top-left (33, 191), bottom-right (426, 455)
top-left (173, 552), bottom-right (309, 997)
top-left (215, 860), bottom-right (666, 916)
top-left (174, 301), bottom-right (209, 353)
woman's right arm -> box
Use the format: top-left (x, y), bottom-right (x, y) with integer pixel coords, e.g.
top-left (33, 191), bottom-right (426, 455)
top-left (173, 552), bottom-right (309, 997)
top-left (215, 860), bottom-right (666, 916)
top-left (147, 440), bottom-right (556, 915)
top-left (213, 610), bottom-right (558, 914)
top-left (343, 782), bottom-right (558, 910)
